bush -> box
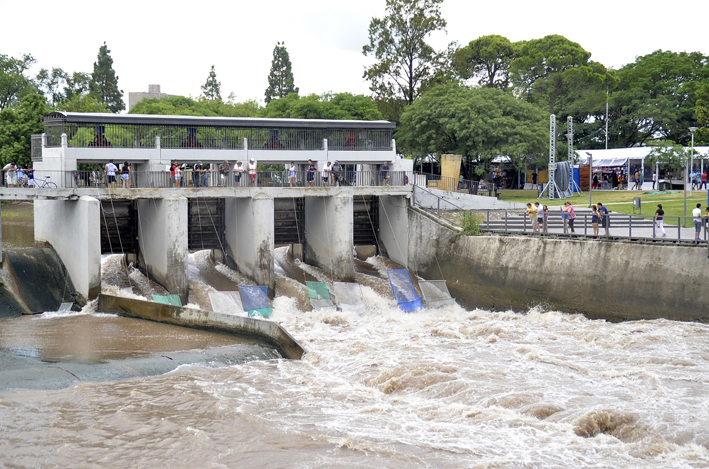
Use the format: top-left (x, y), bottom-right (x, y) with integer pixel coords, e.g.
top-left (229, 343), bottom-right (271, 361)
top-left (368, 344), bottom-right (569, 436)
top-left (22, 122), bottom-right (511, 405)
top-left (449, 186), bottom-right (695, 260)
top-left (462, 211), bottom-right (483, 236)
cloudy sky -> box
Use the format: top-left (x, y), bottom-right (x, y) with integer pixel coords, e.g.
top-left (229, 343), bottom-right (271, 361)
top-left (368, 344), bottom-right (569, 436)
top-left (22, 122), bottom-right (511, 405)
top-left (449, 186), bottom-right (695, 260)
top-left (2, 0), bottom-right (707, 110)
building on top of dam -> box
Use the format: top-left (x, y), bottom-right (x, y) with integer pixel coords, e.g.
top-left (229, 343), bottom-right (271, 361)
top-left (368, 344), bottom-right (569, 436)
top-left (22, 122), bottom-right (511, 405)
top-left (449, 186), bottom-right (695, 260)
top-left (32, 112), bottom-right (410, 181)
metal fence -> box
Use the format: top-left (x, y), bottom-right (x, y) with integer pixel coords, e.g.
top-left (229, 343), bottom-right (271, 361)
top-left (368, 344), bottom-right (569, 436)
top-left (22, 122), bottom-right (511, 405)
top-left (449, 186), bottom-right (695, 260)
top-left (2, 169), bottom-right (412, 190)
top-left (43, 122), bottom-right (393, 151)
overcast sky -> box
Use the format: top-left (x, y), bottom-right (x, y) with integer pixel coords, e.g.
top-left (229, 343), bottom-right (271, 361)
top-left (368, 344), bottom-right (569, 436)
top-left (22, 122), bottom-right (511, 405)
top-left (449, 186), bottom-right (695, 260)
top-left (2, 0), bottom-right (707, 110)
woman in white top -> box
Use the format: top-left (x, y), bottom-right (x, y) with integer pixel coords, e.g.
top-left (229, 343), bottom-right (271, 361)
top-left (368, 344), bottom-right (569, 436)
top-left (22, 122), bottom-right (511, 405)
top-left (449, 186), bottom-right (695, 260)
top-left (289, 162), bottom-right (297, 187)
top-left (248, 158), bottom-right (257, 187)
top-left (234, 161), bottom-right (245, 187)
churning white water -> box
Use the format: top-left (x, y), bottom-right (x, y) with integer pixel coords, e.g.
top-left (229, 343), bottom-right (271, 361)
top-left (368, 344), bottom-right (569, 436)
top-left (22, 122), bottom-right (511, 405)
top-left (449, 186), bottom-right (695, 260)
top-left (0, 249), bottom-right (707, 468)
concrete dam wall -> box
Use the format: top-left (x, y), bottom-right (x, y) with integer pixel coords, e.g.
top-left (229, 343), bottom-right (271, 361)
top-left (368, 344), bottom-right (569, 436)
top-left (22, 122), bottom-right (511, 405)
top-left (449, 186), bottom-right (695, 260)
top-left (409, 208), bottom-right (709, 323)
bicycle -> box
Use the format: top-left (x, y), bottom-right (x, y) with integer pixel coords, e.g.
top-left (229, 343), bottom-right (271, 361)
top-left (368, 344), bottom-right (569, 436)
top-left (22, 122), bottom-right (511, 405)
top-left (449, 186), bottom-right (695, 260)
top-left (32, 176), bottom-right (57, 188)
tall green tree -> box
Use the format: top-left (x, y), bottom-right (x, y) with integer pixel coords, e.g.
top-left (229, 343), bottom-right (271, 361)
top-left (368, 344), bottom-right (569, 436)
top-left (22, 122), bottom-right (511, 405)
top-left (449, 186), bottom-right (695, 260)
top-left (644, 140), bottom-right (692, 172)
top-left (35, 67), bottom-right (67, 106)
top-left (362, 0), bottom-right (451, 107)
top-left (510, 35), bottom-right (612, 115)
top-left (201, 65), bottom-right (222, 101)
top-left (264, 42), bottom-right (298, 104)
top-left (453, 35), bottom-right (516, 89)
top-left (89, 42), bottom-right (125, 113)
top-left (0, 93), bottom-right (50, 166)
top-left (607, 50), bottom-right (708, 148)
top-left (130, 95), bottom-right (260, 117)
top-left (0, 53), bottom-right (35, 111)
top-left (64, 72), bottom-right (91, 101)
top-left (696, 80), bottom-right (709, 145)
top-left (397, 83), bottom-right (547, 176)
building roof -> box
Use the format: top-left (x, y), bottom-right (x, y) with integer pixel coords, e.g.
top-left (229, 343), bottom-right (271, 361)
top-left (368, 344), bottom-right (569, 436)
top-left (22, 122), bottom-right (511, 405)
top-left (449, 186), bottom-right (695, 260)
top-left (41, 112), bottom-right (396, 130)
top-left (579, 146), bottom-right (709, 167)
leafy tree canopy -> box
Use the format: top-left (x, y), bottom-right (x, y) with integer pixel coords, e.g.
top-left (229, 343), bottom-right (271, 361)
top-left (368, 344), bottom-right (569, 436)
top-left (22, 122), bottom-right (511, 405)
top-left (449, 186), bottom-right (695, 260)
top-left (89, 42), bottom-right (125, 113)
top-left (510, 34), bottom-right (614, 115)
top-left (397, 83), bottom-right (547, 176)
top-left (0, 53), bottom-right (35, 111)
top-left (201, 65), bottom-right (222, 101)
top-left (607, 50), bottom-right (708, 148)
top-left (260, 93), bottom-right (383, 120)
top-left (453, 34), bottom-right (516, 89)
top-left (362, 0), bottom-right (452, 107)
top-left (696, 80), bottom-right (709, 145)
top-left (129, 95), bottom-right (260, 117)
top-left (265, 42), bottom-right (298, 104)
top-left (645, 140), bottom-right (692, 172)
top-left (0, 93), bottom-right (50, 167)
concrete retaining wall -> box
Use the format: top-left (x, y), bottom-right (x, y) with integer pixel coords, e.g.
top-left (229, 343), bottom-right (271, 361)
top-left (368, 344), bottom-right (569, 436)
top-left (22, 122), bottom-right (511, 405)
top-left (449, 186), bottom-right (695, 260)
top-left (409, 207), bottom-right (709, 322)
top-left (98, 294), bottom-right (304, 359)
top-left (34, 196), bottom-right (101, 300)
top-left (379, 195), bottom-right (408, 267)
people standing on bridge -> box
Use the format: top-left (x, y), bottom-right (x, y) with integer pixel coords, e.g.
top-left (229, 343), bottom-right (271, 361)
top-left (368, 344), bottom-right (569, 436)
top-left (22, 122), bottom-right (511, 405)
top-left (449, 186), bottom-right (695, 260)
top-left (25, 166), bottom-right (35, 188)
top-left (121, 162), bottom-right (131, 189)
top-left (306, 159), bottom-right (316, 187)
top-left (380, 162), bottom-right (390, 186)
top-left (248, 158), bottom-right (257, 187)
top-left (322, 162), bottom-right (332, 186)
top-left (289, 162), bottom-right (296, 187)
top-left (174, 164), bottom-right (182, 187)
top-left (654, 204), bottom-right (666, 237)
top-left (598, 202), bottom-right (610, 236)
top-left (219, 160), bottom-right (230, 187)
top-left (105, 160), bottom-right (118, 188)
top-left (693, 203), bottom-right (702, 241)
top-left (193, 161), bottom-right (204, 187)
top-left (563, 202), bottom-right (576, 233)
top-left (234, 161), bottom-right (244, 187)
top-left (526, 203), bottom-right (539, 233)
top-left (3, 162), bottom-right (17, 187)
top-left (332, 160), bottom-right (342, 186)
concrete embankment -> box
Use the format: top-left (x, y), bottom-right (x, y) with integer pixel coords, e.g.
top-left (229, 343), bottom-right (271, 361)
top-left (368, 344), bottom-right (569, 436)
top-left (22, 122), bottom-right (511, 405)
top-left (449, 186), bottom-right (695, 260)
top-left (0, 248), bottom-right (79, 317)
top-left (409, 207), bottom-right (709, 322)
top-left (98, 294), bottom-right (305, 359)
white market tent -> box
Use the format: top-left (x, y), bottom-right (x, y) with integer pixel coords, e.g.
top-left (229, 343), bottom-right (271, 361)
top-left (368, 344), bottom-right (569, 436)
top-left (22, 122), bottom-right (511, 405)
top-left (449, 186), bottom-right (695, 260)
top-left (578, 146), bottom-right (709, 167)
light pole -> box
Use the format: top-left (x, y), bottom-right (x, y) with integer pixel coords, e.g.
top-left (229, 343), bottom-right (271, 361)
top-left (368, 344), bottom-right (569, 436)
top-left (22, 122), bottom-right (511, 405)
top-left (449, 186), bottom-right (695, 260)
top-left (689, 127), bottom-right (698, 197)
top-left (685, 127), bottom-right (698, 227)
top-left (586, 152), bottom-right (593, 208)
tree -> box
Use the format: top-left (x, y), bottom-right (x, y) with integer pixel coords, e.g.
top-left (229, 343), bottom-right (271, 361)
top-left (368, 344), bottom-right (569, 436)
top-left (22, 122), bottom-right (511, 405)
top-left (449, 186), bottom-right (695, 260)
top-left (397, 83), bottom-right (547, 176)
top-left (362, 0), bottom-right (451, 106)
top-left (89, 42), bottom-right (125, 113)
top-left (453, 35), bottom-right (516, 89)
top-left (201, 65), bottom-right (222, 101)
top-left (645, 140), bottom-right (692, 173)
top-left (129, 95), bottom-right (260, 117)
top-left (696, 80), bottom-right (709, 145)
top-left (261, 93), bottom-right (383, 120)
top-left (0, 53), bottom-right (35, 111)
top-left (510, 35), bottom-right (612, 115)
top-left (265, 42), bottom-right (298, 104)
top-left (56, 94), bottom-right (109, 113)
top-left (35, 67), bottom-right (67, 106)
top-left (64, 72), bottom-right (91, 101)
top-left (0, 93), bottom-right (50, 167)
top-left (607, 50), bottom-right (708, 148)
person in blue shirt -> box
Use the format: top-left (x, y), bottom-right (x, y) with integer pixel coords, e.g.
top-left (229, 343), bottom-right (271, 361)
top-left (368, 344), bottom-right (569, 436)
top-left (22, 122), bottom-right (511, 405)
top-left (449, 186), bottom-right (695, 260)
top-left (597, 202), bottom-right (610, 236)
top-left (380, 162), bottom-right (390, 186)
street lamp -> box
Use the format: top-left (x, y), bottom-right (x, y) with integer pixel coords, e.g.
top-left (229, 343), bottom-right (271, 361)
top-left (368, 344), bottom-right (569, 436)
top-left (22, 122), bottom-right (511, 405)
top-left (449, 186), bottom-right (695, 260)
top-left (685, 127), bottom-right (698, 227)
top-left (586, 152), bottom-right (593, 208)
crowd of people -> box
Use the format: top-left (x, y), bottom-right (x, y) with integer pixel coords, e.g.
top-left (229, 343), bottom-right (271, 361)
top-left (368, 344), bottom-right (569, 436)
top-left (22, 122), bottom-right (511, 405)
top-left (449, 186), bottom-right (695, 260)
top-left (525, 201), bottom-right (612, 237)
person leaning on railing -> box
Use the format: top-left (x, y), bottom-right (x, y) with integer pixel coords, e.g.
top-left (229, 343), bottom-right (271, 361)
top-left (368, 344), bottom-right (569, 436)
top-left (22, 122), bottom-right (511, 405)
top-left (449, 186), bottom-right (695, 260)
top-left (219, 160), bottom-right (230, 186)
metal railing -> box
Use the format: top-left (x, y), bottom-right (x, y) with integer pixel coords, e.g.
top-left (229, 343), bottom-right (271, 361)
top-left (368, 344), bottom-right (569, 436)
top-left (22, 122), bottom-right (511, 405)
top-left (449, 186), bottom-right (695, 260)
top-left (2, 169), bottom-right (413, 190)
top-left (44, 123), bottom-right (394, 151)
top-left (412, 184), bottom-right (465, 228)
top-left (475, 209), bottom-right (708, 243)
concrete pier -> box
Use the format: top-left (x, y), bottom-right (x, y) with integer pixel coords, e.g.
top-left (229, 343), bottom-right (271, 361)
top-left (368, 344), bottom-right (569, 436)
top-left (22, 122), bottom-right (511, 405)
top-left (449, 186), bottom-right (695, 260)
top-left (225, 193), bottom-right (275, 296)
top-left (136, 195), bottom-right (189, 304)
top-left (304, 193), bottom-right (355, 281)
top-left (379, 195), bottom-right (409, 267)
top-left (34, 196), bottom-right (101, 300)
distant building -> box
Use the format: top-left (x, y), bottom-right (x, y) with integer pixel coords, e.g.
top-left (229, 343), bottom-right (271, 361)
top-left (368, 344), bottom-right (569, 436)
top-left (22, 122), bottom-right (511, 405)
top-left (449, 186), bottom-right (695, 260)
top-left (128, 84), bottom-right (172, 111)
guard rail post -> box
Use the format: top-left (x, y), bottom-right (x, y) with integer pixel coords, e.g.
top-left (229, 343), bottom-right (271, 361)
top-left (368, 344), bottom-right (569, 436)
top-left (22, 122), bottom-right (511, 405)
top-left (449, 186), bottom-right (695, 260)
top-left (629, 215), bottom-right (632, 238)
top-left (678, 217), bottom-right (681, 241)
top-left (584, 213), bottom-right (588, 236)
top-left (504, 211), bottom-right (508, 233)
top-left (486, 210), bottom-right (490, 230)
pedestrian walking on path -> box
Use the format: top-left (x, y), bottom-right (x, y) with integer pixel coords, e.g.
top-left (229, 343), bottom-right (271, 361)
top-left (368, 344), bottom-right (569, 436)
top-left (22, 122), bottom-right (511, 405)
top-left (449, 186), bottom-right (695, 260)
top-left (654, 204), bottom-right (667, 237)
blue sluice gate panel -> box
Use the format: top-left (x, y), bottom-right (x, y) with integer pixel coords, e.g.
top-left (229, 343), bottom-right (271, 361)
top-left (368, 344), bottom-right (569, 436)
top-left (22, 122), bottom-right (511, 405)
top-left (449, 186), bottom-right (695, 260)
top-left (387, 269), bottom-right (423, 312)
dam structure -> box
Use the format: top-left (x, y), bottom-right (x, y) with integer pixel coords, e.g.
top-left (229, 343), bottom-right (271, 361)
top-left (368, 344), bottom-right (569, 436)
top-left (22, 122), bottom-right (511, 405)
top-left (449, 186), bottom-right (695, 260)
top-left (2, 112), bottom-right (413, 305)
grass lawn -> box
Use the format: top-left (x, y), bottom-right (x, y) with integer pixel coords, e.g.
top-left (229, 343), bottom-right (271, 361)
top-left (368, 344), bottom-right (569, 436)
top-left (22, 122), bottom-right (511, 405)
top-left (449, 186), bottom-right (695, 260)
top-left (498, 189), bottom-right (709, 225)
